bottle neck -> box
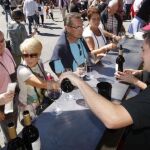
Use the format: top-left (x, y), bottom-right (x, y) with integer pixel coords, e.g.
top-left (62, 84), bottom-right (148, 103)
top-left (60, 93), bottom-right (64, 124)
top-left (8, 123), bottom-right (17, 140)
top-left (24, 114), bottom-right (32, 126)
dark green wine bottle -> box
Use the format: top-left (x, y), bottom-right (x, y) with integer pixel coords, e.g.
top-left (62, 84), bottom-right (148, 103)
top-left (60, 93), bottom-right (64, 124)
top-left (7, 122), bottom-right (26, 150)
top-left (22, 110), bottom-right (41, 150)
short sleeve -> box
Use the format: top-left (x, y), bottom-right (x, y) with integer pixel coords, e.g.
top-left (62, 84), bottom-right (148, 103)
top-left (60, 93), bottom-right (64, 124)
top-left (121, 87), bottom-right (150, 129)
top-left (17, 66), bottom-right (34, 82)
top-left (83, 26), bottom-right (93, 38)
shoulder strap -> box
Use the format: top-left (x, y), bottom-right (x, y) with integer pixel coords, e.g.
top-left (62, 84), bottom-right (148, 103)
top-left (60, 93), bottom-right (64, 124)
top-left (0, 51), bottom-right (16, 74)
top-left (19, 64), bottom-right (41, 103)
top-left (37, 63), bottom-right (47, 80)
top-left (99, 27), bottom-right (107, 45)
top-left (0, 61), bottom-right (9, 74)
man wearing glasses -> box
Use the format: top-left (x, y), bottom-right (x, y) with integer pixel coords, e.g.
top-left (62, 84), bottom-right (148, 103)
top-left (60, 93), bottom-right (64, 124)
top-left (60, 31), bottom-right (150, 150)
top-left (49, 13), bottom-right (90, 75)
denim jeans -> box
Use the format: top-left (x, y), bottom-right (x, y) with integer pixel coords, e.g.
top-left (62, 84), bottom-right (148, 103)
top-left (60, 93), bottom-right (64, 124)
top-left (27, 14), bottom-right (39, 34)
top-left (4, 9), bottom-right (11, 23)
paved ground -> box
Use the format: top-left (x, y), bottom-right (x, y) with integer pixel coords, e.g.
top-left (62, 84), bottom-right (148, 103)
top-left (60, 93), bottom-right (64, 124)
top-left (0, 5), bottom-right (131, 148)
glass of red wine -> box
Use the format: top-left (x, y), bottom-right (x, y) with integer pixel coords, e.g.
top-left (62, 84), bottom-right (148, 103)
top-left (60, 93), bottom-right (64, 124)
top-left (47, 80), bottom-right (62, 115)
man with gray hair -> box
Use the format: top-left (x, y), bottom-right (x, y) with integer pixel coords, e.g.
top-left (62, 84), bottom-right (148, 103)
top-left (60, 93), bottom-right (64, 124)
top-left (101, 0), bottom-right (125, 35)
top-left (49, 13), bottom-right (90, 75)
top-left (60, 31), bottom-right (150, 150)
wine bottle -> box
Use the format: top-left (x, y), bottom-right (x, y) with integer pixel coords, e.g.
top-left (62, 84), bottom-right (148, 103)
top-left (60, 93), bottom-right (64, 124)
top-left (22, 110), bottom-right (41, 150)
top-left (7, 122), bottom-right (26, 150)
top-left (61, 78), bottom-right (75, 93)
top-left (116, 45), bottom-right (125, 72)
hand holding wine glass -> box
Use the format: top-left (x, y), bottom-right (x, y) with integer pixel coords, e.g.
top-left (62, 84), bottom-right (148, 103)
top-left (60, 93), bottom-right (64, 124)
top-left (76, 61), bottom-right (87, 78)
top-left (47, 79), bottom-right (62, 115)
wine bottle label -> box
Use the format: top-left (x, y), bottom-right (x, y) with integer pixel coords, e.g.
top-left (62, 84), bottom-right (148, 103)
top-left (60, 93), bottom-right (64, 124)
top-left (32, 137), bottom-right (41, 150)
top-left (115, 64), bottom-right (118, 72)
top-left (119, 50), bottom-right (123, 56)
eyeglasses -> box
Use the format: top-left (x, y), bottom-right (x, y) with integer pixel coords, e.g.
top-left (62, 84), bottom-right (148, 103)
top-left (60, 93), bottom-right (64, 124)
top-left (0, 38), bottom-right (5, 43)
top-left (69, 26), bottom-right (83, 29)
top-left (22, 53), bottom-right (38, 58)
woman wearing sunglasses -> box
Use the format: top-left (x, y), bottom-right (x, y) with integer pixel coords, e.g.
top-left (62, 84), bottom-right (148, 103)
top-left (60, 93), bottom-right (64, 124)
top-left (17, 37), bottom-right (57, 119)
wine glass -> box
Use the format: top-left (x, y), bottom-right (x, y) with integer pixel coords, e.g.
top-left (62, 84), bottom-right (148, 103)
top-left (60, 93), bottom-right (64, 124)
top-left (47, 80), bottom-right (62, 115)
top-left (76, 60), bottom-right (87, 79)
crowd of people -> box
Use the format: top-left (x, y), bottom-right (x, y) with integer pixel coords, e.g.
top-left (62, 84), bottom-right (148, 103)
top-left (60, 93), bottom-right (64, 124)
top-left (0, 0), bottom-right (150, 149)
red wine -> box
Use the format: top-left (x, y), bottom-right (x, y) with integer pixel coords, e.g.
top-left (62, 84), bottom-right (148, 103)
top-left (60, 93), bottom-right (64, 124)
top-left (7, 122), bottom-right (26, 150)
top-left (116, 45), bottom-right (125, 72)
top-left (61, 78), bottom-right (74, 93)
top-left (22, 111), bottom-right (41, 150)
top-left (48, 90), bottom-right (61, 100)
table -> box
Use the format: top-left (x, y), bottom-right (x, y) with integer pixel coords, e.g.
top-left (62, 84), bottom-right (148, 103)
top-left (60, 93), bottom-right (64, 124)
top-left (2, 38), bottom-right (142, 150)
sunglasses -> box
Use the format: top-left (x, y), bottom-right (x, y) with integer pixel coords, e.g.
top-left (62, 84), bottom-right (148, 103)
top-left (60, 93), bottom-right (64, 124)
top-left (22, 53), bottom-right (38, 58)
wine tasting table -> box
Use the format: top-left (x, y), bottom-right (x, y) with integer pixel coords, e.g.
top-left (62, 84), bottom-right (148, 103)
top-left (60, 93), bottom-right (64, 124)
top-left (33, 38), bottom-right (143, 150)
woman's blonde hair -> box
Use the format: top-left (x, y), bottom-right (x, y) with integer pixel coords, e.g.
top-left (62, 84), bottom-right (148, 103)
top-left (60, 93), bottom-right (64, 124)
top-left (20, 37), bottom-right (42, 54)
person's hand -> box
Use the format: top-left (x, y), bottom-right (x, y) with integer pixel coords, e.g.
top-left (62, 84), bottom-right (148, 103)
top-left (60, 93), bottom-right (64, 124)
top-left (0, 111), bottom-right (5, 121)
top-left (108, 43), bottom-right (117, 49)
top-left (47, 79), bottom-right (60, 90)
top-left (115, 71), bottom-right (139, 84)
top-left (59, 71), bottom-right (81, 87)
top-left (0, 92), bottom-right (15, 106)
top-left (123, 69), bottom-right (143, 76)
top-left (113, 35), bottom-right (122, 42)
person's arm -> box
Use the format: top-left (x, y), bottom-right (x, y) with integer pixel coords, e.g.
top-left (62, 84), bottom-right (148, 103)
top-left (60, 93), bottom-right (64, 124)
top-left (103, 30), bottom-right (121, 42)
top-left (84, 36), bottom-right (96, 51)
top-left (91, 43), bottom-right (117, 56)
top-left (84, 36), bottom-right (117, 57)
top-left (18, 66), bottom-right (48, 89)
top-left (60, 72), bottom-right (133, 129)
top-left (25, 75), bottom-right (48, 89)
top-left (115, 71), bottom-right (147, 90)
top-left (124, 69), bottom-right (143, 76)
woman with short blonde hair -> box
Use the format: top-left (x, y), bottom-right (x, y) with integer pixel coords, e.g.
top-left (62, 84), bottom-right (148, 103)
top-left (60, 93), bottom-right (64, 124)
top-left (17, 37), bottom-right (56, 119)
top-left (20, 37), bottom-right (42, 54)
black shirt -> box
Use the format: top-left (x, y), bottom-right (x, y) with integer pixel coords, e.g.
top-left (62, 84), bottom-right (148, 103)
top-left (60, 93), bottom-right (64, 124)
top-left (121, 86), bottom-right (150, 150)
